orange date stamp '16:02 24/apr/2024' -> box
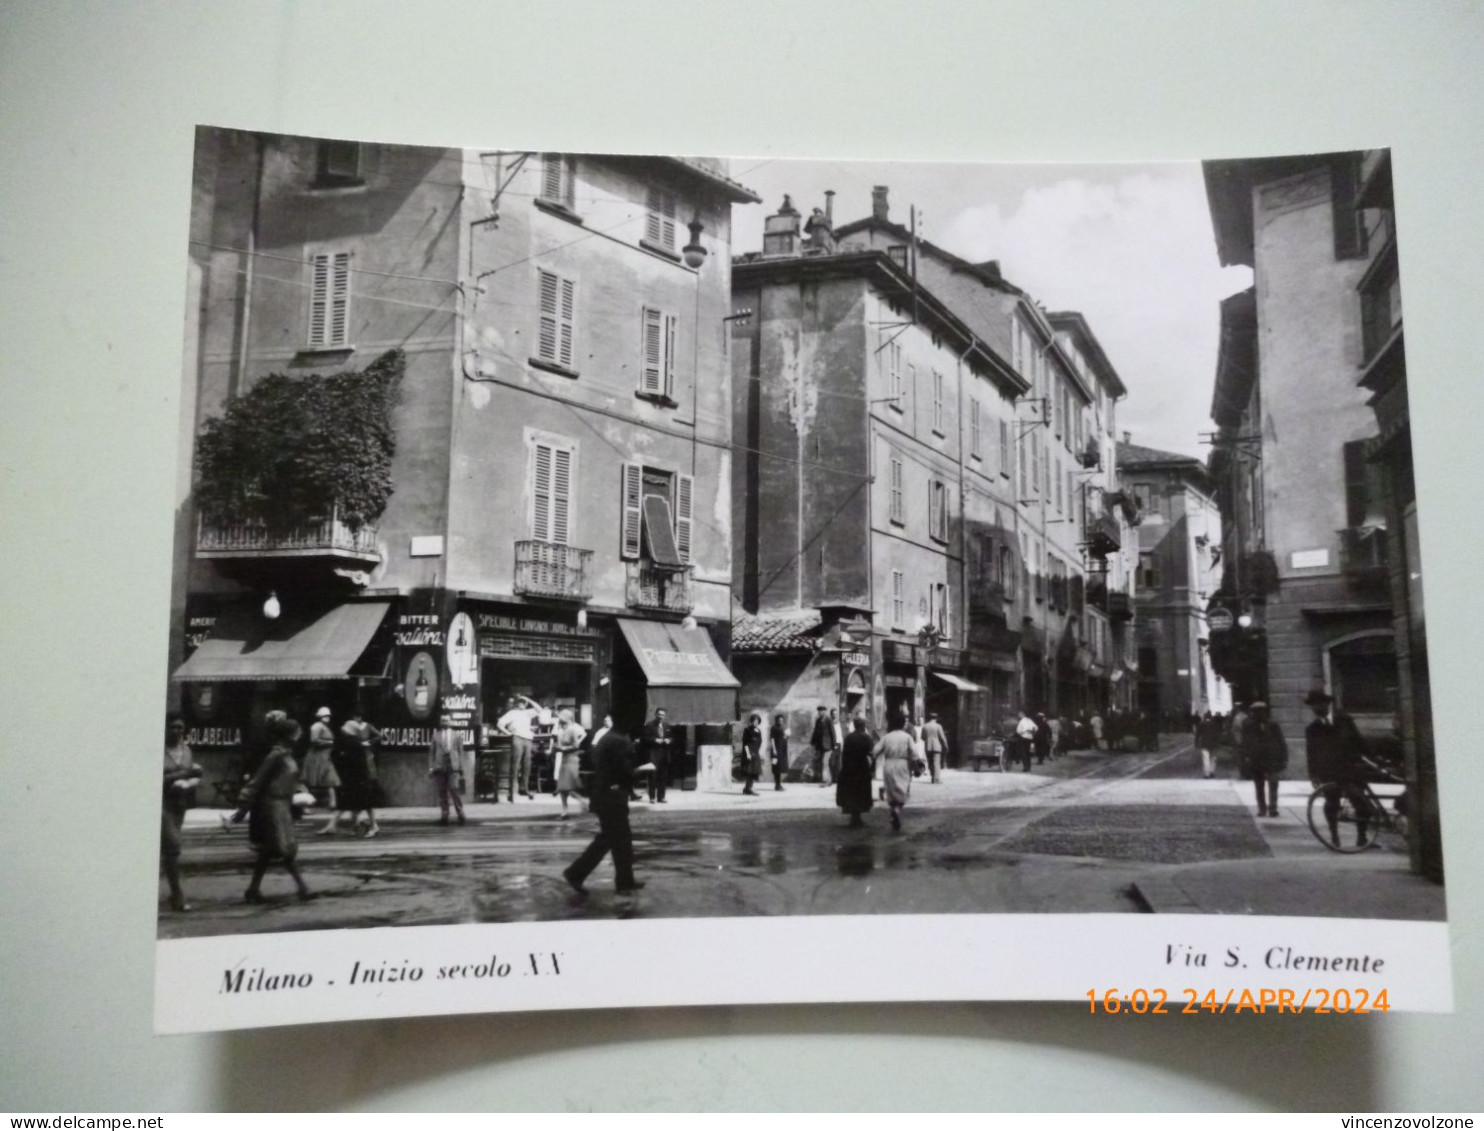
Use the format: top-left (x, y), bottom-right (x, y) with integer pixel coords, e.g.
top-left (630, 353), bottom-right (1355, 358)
top-left (1085, 987), bottom-right (1392, 1014)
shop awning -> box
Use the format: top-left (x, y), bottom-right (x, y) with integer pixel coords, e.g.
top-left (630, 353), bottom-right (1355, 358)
top-left (616, 617), bottom-right (739, 723)
top-left (931, 671), bottom-right (987, 693)
top-left (173, 601), bottom-right (391, 682)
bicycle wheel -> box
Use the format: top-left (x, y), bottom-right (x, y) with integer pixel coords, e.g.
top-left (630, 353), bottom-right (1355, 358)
top-left (1306, 785), bottom-right (1381, 853)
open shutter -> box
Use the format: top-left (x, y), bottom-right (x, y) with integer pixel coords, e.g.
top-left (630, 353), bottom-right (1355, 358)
top-left (551, 447), bottom-right (572, 545)
top-left (558, 277), bottom-right (576, 368)
top-left (537, 270), bottom-right (560, 362)
top-left (675, 474), bottom-right (693, 564)
top-left (664, 314), bottom-right (677, 398)
top-left (329, 252), bottom-right (351, 345)
top-left (620, 462), bottom-right (642, 559)
top-left (532, 443), bottom-right (553, 542)
top-left (309, 255), bottom-right (329, 345)
top-left (641, 307), bottom-right (663, 393)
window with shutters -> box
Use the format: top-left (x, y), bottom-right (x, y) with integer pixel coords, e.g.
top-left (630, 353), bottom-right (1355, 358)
top-left (880, 334), bottom-right (904, 411)
top-left (970, 398), bottom-right (982, 460)
top-left (932, 370), bottom-right (945, 435)
top-left (637, 306), bottom-right (678, 403)
top-left (891, 570), bottom-right (905, 628)
top-left (307, 251), bottom-right (352, 349)
top-left (537, 154), bottom-right (576, 213)
top-left (928, 479), bottom-right (949, 543)
top-left (934, 582), bottom-right (952, 639)
top-left (1055, 455), bottom-right (1064, 513)
top-left (313, 141), bottom-right (363, 188)
top-left (999, 419), bottom-right (1010, 478)
top-left (644, 186), bottom-right (678, 254)
top-left (533, 269), bottom-right (578, 373)
top-left (888, 458), bottom-right (905, 525)
top-left (529, 440), bottom-right (575, 545)
top-left (620, 462), bottom-right (692, 565)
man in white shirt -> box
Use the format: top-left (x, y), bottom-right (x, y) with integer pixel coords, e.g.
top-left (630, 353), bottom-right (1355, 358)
top-left (1014, 710), bottom-right (1038, 773)
top-left (496, 696), bottom-right (538, 800)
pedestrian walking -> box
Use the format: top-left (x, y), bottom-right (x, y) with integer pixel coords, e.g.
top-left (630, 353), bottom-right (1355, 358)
top-left (552, 709), bottom-right (587, 819)
top-left (303, 706), bottom-right (343, 835)
top-left (740, 713), bottom-right (763, 795)
top-left (836, 715), bottom-right (876, 827)
top-left (1196, 711), bottom-right (1218, 779)
top-left (768, 714), bottom-right (788, 791)
top-left (920, 711), bottom-right (948, 783)
top-left (872, 711), bottom-right (915, 831)
top-left (335, 711), bottom-right (383, 838)
top-left (641, 707), bottom-right (674, 803)
top-left (496, 695), bottom-right (538, 800)
top-left (1014, 710), bottom-right (1037, 771)
top-left (428, 724), bottom-right (466, 826)
top-left (1237, 701), bottom-right (1288, 818)
top-left (563, 727), bottom-right (643, 896)
top-left (161, 714), bottom-right (202, 912)
top-left (829, 709), bottom-right (844, 782)
top-left (1090, 710), bottom-right (1105, 751)
top-left (1033, 713), bottom-right (1051, 765)
top-left (230, 711), bottom-right (314, 904)
top-left (810, 704), bottom-right (836, 785)
top-left (1304, 688), bottom-right (1372, 847)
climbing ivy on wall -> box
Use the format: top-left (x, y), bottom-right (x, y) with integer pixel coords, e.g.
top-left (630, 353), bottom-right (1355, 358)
top-left (194, 349), bottom-right (404, 533)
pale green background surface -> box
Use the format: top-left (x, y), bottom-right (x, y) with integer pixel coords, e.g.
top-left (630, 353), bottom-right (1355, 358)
top-left (2, 0), bottom-right (1481, 1111)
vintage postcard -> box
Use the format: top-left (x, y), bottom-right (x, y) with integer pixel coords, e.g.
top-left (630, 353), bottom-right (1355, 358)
top-left (156, 130), bottom-right (1447, 1032)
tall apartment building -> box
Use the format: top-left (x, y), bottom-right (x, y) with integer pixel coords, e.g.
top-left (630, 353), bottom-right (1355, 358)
top-left (170, 129), bottom-right (757, 801)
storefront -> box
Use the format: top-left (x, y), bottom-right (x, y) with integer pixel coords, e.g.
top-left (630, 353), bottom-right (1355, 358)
top-left (879, 638), bottom-right (919, 729)
top-left (612, 617), bottom-right (739, 790)
top-left (172, 596), bottom-right (397, 798)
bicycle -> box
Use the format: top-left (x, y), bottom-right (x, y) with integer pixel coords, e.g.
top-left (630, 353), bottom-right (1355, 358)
top-left (1306, 755), bottom-right (1410, 853)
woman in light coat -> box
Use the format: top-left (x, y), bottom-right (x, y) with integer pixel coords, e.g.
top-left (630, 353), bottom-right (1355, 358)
top-left (552, 709), bottom-right (587, 818)
top-left (230, 711), bottom-right (314, 904)
top-left (872, 711), bottom-right (915, 832)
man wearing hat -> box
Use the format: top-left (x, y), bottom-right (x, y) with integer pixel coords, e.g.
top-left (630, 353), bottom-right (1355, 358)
top-left (920, 710), bottom-right (948, 784)
top-left (1237, 701), bottom-right (1288, 817)
top-left (1304, 688), bottom-right (1371, 847)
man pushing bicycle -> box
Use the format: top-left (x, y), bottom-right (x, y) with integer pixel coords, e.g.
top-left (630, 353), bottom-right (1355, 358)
top-left (1304, 687), bottom-right (1372, 848)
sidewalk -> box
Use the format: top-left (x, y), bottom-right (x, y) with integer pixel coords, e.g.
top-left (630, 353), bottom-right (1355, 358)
top-left (181, 762), bottom-right (1060, 831)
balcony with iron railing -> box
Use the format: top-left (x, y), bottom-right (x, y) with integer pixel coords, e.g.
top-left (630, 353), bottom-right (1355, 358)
top-left (196, 505), bottom-right (380, 565)
top-left (625, 560), bottom-right (694, 613)
top-left (1339, 526), bottom-right (1389, 589)
top-left (1106, 591), bottom-right (1133, 621)
top-left (514, 540), bottom-right (593, 602)
top-left (1085, 513), bottom-right (1122, 559)
top-left (1359, 238), bottom-right (1402, 373)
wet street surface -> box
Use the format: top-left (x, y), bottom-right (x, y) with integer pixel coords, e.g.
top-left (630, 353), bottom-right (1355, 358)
top-left (160, 736), bottom-right (1437, 937)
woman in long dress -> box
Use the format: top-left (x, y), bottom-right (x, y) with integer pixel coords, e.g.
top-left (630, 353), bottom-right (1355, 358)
top-left (835, 716), bottom-right (876, 828)
top-left (231, 711), bottom-right (314, 903)
top-left (740, 714), bottom-right (763, 796)
top-left (302, 706), bottom-right (343, 835)
top-left (872, 711), bottom-right (915, 832)
top-left (335, 712), bottom-right (382, 838)
top-left (552, 709), bottom-right (587, 819)
top-left (768, 714), bottom-right (788, 792)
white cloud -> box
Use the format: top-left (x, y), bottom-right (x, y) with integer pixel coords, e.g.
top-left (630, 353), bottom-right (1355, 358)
top-left (941, 168), bottom-right (1252, 457)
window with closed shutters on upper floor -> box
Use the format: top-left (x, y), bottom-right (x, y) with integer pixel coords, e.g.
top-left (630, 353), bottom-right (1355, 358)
top-left (535, 269), bottom-right (577, 371)
top-left (307, 251), bottom-right (351, 348)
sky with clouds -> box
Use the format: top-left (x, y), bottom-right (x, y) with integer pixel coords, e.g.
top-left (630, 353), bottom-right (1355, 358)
top-left (727, 158), bottom-right (1253, 459)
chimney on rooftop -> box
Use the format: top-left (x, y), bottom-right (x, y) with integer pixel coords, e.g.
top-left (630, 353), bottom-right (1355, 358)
top-left (1123, 431), bottom-right (1131, 445)
top-left (872, 185), bottom-right (889, 222)
top-left (977, 259), bottom-right (1002, 280)
top-left (762, 194), bottom-right (802, 257)
top-left (824, 190), bottom-right (835, 225)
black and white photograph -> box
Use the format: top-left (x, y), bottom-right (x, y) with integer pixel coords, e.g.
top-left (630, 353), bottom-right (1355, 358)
top-left (154, 130), bottom-right (1447, 1028)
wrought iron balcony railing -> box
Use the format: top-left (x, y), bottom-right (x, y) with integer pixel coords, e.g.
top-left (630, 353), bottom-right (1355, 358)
top-left (625, 561), bottom-right (694, 612)
top-left (196, 506), bottom-right (379, 564)
top-left (514, 540), bottom-right (593, 601)
top-left (1086, 514), bottom-right (1121, 558)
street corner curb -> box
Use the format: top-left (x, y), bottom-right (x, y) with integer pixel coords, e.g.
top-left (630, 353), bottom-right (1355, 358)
top-left (1125, 875), bottom-right (1201, 914)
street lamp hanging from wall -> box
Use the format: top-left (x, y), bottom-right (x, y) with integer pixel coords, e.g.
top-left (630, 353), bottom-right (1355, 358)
top-left (682, 217), bottom-right (707, 269)
top-left (262, 590), bottom-right (281, 620)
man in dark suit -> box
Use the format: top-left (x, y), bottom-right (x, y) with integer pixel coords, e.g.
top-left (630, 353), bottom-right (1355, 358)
top-left (563, 728), bottom-right (644, 895)
top-left (1304, 687), bottom-right (1372, 847)
top-left (810, 704), bottom-right (837, 786)
top-left (641, 707), bottom-right (673, 803)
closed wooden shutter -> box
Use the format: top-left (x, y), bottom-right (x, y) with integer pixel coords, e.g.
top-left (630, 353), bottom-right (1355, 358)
top-left (308, 251), bottom-right (351, 347)
top-left (889, 458), bottom-right (903, 523)
top-left (646, 187), bottom-right (677, 248)
top-left (892, 570), bottom-right (904, 626)
top-left (530, 443), bottom-right (573, 545)
top-left (620, 462), bottom-right (643, 559)
top-left (665, 314), bottom-right (677, 397)
top-left (970, 399), bottom-right (981, 457)
top-left (541, 154), bottom-right (571, 207)
top-left (538, 270), bottom-right (577, 368)
top-left (675, 474), bottom-right (693, 563)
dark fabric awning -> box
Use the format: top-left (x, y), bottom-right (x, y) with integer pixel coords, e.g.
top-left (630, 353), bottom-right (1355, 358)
top-left (931, 671), bottom-right (987, 692)
top-left (616, 618), bottom-right (739, 723)
top-left (173, 601), bottom-right (390, 682)
top-left (642, 496), bottom-right (683, 567)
